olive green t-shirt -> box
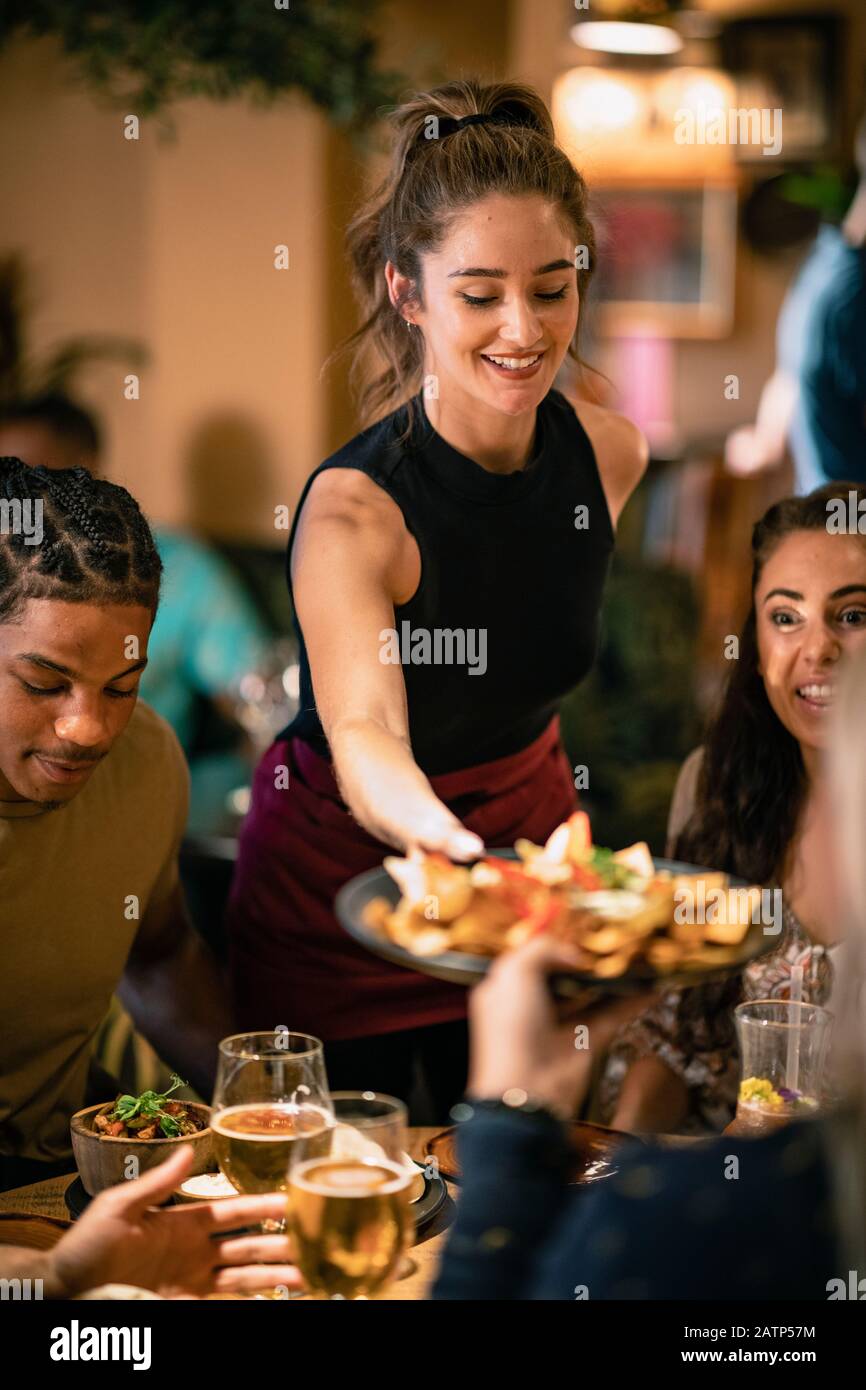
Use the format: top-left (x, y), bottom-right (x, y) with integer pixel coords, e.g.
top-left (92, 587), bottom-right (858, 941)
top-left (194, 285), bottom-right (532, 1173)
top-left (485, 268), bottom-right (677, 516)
top-left (0, 701), bottom-right (189, 1162)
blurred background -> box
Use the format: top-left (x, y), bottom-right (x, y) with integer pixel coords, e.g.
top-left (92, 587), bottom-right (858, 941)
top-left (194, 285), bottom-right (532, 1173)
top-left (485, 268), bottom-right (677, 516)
top-left (1, 0), bottom-right (864, 899)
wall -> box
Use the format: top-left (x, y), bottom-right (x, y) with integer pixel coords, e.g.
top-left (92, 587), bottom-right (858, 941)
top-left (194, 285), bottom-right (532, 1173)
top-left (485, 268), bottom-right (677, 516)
top-left (0, 34), bottom-right (327, 541)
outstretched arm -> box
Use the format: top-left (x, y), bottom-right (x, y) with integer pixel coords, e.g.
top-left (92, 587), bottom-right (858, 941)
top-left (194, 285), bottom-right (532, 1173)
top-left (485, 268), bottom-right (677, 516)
top-left (292, 468), bottom-right (484, 860)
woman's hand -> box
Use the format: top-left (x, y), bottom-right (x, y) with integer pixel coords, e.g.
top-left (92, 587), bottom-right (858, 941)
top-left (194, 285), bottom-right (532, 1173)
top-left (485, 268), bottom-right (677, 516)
top-left (45, 1146), bottom-right (302, 1299)
top-left (402, 798), bottom-right (485, 861)
top-left (468, 936), bottom-right (655, 1120)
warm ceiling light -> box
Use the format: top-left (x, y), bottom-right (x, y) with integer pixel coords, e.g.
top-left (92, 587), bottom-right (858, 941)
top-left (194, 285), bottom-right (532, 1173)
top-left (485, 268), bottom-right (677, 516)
top-left (570, 20), bottom-right (683, 56)
top-left (558, 70), bottom-right (642, 134)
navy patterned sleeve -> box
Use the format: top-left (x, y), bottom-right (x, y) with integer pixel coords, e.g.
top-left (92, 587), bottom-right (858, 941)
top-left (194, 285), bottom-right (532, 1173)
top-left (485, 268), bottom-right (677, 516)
top-left (430, 1108), bottom-right (574, 1300)
top-left (433, 1109), bottom-right (837, 1301)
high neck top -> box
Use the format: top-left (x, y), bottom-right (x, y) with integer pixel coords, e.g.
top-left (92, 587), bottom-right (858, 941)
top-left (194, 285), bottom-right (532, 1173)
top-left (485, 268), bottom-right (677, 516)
top-left (281, 388), bottom-right (615, 776)
top-left (414, 392), bottom-right (548, 503)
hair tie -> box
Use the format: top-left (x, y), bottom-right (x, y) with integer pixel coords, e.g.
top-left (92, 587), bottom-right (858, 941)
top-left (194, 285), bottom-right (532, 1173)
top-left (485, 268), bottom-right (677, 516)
top-left (437, 111), bottom-right (516, 138)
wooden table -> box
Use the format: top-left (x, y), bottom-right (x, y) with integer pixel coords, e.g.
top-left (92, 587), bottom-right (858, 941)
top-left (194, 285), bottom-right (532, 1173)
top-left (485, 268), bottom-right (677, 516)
top-left (0, 1127), bottom-right (455, 1301)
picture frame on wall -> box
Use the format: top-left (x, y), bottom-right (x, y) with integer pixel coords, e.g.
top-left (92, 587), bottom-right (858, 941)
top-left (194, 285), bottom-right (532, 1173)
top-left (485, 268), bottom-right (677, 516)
top-left (589, 182), bottom-right (737, 340)
top-left (720, 14), bottom-right (843, 163)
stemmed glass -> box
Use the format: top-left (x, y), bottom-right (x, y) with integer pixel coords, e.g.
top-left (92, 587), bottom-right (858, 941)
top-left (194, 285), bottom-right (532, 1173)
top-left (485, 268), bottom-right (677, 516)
top-left (211, 1032), bottom-right (334, 1200)
top-left (287, 1091), bottom-right (415, 1300)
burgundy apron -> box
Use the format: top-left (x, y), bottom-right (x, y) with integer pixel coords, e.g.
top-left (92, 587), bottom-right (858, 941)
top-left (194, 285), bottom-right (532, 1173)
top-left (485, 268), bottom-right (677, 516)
top-left (227, 715), bottom-right (577, 1041)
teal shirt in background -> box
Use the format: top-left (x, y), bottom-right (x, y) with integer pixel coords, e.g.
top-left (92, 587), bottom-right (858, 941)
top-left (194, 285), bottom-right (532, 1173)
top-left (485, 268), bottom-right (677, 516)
top-left (142, 528), bottom-right (270, 752)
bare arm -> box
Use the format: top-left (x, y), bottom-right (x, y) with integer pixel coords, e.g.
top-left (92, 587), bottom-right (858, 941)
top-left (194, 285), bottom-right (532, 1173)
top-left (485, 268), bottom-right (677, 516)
top-left (119, 883), bottom-right (233, 1100)
top-left (292, 469), bottom-right (483, 859)
top-left (570, 400), bottom-right (649, 528)
top-left (610, 1055), bottom-right (689, 1133)
top-left (725, 369), bottom-right (797, 476)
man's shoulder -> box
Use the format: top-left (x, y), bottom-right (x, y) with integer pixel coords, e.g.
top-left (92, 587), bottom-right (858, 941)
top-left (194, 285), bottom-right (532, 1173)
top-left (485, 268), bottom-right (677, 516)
top-left (105, 701), bottom-right (189, 799)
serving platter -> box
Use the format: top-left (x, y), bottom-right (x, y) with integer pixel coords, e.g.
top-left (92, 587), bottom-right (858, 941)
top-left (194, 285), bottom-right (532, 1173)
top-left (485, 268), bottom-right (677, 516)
top-left (335, 854), bottom-right (778, 995)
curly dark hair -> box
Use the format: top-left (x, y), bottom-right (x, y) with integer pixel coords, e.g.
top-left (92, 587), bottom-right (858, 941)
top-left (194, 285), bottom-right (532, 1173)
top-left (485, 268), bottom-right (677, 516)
top-left (0, 457), bottom-right (162, 624)
top-left (674, 481), bottom-right (866, 885)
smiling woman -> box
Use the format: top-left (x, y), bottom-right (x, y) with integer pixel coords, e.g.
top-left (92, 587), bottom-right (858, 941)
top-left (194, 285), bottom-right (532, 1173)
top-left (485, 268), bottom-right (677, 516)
top-left (227, 79), bottom-right (648, 1117)
top-left (599, 481), bottom-right (866, 1136)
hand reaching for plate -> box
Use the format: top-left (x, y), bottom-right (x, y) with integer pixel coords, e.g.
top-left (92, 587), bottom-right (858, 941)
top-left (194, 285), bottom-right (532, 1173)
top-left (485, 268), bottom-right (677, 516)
top-left (467, 935), bottom-right (657, 1121)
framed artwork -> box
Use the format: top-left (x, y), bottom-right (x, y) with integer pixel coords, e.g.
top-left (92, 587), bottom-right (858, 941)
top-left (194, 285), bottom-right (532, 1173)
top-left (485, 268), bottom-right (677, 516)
top-left (589, 182), bottom-right (737, 339)
top-left (720, 15), bottom-right (843, 162)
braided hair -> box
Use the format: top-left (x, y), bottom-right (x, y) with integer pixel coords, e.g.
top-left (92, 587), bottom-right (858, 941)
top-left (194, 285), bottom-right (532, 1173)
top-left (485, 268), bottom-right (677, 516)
top-left (0, 457), bottom-right (162, 624)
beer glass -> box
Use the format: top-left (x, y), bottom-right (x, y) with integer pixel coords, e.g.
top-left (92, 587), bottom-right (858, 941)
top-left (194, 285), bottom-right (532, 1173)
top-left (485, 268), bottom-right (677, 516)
top-left (211, 1031), bottom-right (334, 1195)
top-left (288, 1092), bottom-right (414, 1299)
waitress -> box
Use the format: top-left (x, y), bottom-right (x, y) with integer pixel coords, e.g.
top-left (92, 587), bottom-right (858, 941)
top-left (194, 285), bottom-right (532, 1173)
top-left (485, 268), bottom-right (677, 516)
top-left (227, 78), bottom-right (647, 1119)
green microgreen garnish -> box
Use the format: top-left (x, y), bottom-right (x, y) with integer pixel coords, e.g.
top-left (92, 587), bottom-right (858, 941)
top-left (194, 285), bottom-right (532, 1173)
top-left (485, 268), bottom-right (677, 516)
top-left (109, 1073), bottom-right (188, 1136)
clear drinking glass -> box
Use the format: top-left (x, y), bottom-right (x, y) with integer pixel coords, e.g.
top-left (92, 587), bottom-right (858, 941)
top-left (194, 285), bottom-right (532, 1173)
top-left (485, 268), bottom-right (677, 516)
top-left (211, 1032), bottom-right (334, 1196)
top-left (734, 1000), bottom-right (833, 1135)
top-left (287, 1091), bottom-right (414, 1300)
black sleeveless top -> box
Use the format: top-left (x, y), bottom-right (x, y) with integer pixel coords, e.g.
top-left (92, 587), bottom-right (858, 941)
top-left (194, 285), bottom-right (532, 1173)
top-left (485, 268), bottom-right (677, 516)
top-left (281, 388), bottom-right (615, 776)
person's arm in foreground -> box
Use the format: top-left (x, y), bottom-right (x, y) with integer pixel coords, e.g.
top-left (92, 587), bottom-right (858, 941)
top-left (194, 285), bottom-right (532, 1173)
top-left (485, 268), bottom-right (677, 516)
top-left (119, 881), bottom-right (233, 1100)
top-left (292, 469), bottom-right (483, 861)
top-left (0, 1146), bottom-right (300, 1298)
top-left (431, 938), bottom-right (652, 1300)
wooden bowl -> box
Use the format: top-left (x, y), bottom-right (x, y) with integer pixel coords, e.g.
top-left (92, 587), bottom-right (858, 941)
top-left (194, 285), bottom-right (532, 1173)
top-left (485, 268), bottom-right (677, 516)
top-left (70, 1102), bottom-right (214, 1197)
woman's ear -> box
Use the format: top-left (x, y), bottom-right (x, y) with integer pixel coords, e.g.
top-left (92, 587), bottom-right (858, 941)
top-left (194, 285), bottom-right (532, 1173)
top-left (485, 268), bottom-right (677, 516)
top-left (384, 261), bottom-right (417, 322)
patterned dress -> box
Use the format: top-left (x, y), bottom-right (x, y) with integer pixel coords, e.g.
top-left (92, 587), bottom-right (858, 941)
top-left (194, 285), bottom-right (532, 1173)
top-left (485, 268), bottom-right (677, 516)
top-left (598, 905), bottom-right (835, 1134)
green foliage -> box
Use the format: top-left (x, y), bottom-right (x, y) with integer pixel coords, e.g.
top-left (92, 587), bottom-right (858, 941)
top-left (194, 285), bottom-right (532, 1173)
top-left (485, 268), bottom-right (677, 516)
top-left (560, 554), bottom-right (702, 855)
top-left (1, 0), bottom-right (404, 130)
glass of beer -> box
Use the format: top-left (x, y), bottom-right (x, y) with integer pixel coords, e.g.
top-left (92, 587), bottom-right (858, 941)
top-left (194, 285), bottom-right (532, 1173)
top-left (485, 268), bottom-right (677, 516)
top-left (734, 1000), bottom-right (833, 1136)
top-left (211, 1032), bottom-right (334, 1196)
top-left (288, 1092), bottom-right (414, 1299)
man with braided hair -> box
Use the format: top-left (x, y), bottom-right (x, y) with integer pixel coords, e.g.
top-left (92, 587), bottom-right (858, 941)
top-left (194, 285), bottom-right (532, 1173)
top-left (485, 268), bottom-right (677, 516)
top-left (0, 459), bottom-right (232, 1191)
top-left (0, 394), bottom-right (270, 769)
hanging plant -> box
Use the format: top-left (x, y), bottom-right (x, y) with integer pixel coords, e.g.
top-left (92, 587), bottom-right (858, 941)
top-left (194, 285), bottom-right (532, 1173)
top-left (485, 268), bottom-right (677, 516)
top-left (1, 0), bottom-right (404, 133)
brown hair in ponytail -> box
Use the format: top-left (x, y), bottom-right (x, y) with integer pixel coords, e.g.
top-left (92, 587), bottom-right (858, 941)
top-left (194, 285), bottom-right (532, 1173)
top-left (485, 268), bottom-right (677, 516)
top-left (333, 79), bottom-right (597, 438)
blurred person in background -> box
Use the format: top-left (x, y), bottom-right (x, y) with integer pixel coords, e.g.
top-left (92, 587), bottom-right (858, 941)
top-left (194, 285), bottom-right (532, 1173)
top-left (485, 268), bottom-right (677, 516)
top-left (599, 483), bottom-right (866, 1135)
top-left (432, 641), bottom-right (866, 1299)
top-left (0, 394), bottom-right (270, 825)
top-left (726, 113), bottom-right (866, 490)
